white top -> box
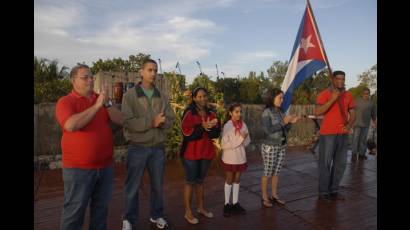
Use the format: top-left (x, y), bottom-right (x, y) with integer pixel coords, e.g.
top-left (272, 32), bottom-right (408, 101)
top-left (221, 120), bottom-right (251, 165)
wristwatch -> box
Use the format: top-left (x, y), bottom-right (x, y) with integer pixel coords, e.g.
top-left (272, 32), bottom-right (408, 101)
top-left (103, 100), bottom-right (113, 108)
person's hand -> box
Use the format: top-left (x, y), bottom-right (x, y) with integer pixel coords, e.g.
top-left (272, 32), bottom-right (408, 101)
top-left (290, 115), bottom-right (300, 124)
top-left (284, 115), bottom-right (293, 124)
top-left (201, 117), bottom-right (212, 131)
top-left (152, 112), bottom-right (166, 128)
top-left (209, 118), bottom-right (218, 128)
top-left (330, 89), bottom-right (341, 102)
top-left (371, 121), bottom-right (377, 129)
top-left (240, 131), bottom-right (248, 139)
top-left (342, 124), bottom-right (352, 134)
top-left (95, 87), bottom-right (108, 109)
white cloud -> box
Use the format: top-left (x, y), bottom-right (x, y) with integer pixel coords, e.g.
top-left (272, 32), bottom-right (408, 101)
top-left (34, 0), bottom-right (228, 68)
top-left (240, 0), bottom-right (351, 14)
top-left (231, 51), bottom-right (277, 64)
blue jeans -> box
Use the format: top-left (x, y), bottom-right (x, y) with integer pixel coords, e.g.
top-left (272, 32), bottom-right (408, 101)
top-left (60, 166), bottom-right (114, 230)
top-left (181, 158), bottom-right (212, 184)
top-left (318, 134), bottom-right (348, 195)
top-left (352, 126), bottom-right (369, 156)
top-left (122, 145), bottom-right (166, 225)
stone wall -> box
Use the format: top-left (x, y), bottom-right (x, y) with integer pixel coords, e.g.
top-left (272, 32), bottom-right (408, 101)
top-left (241, 104), bottom-right (317, 146)
top-left (93, 71), bottom-right (170, 100)
top-left (34, 103), bottom-right (63, 157)
top-left (34, 102), bottom-right (318, 170)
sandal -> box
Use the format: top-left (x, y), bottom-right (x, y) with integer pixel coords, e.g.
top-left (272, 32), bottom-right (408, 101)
top-left (197, 209), bottom-right (214, 218)
top-left (184, 214), bottom-right (199, 224)
top-left (270, 196), bottom-right (285, 206)
top-left (261, 198), bottom-right (273, 208)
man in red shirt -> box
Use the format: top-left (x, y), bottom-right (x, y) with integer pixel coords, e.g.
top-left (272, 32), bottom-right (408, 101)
top-left (315, 70), bottom-right (355, 202)
top-left (55, 64), bottom-right (123, 230)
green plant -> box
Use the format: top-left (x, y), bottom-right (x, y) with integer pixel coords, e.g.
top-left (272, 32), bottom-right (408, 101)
top-left (163, 72), bottom-right (225, 159)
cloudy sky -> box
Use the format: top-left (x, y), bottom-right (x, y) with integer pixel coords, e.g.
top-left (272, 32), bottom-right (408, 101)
top-left (34, 0), bottom-right (376, 89)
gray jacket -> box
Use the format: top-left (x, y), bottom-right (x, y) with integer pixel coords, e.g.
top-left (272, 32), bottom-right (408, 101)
top-left (261, 107), bottom-right (292, 146)
top-left (122, 83), bottom-right (175, 147)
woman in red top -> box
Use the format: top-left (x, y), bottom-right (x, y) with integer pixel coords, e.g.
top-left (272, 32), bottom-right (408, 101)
top-left (180, 87), bottom-right (221, 224)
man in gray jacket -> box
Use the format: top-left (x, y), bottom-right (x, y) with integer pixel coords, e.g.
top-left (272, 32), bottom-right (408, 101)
top-left (121, 59), bottom-right (175, 230)
top-left (351, 87), bottom-right (376, 160)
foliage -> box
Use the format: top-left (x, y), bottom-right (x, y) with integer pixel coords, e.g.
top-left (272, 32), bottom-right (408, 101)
top-left (34, 56), bottom-right (71, 104)
top-left (90, 53), bottom-right (151, 74)
top-left (358, 64), bottom-right (377, 90)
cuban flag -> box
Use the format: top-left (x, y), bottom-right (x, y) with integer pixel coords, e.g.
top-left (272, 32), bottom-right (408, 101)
top-left (281, 3), bottom-right (328, 112)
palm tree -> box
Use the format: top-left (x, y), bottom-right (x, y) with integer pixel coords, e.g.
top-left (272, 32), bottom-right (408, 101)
top-left (34, 56), bottom-right (69, 83)
top-left (34, 56), bottom-right (71, 103)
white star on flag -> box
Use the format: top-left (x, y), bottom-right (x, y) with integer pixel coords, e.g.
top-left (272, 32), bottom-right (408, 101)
top-left (300, 35), bottom-right (315, 54)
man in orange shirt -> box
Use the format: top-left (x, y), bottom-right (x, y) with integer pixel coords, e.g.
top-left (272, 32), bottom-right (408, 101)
top-left (315, 70), bottom-right (355, 202)
top-left (55, 64), bottom-right (123, 230)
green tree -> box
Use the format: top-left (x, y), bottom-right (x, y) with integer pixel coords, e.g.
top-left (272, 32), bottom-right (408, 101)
top-left (358, 64), bottom-right (377, 90)
top-left (371, 90), bottom-right (377, 104)
top-left (164, 73), bottom-right (226, 159)
top-left (34, 56), bottom-right (71, 104)
top-left (285, 69), bottom-right (331, 105)
top-left (267, 60), bottom-right (288, 88)
top-left (257, 71), bottom-right (272, 104)
top-left (163, 72), bottom-right (188, 159)
top-left (238, 72), bottom-right (262, 103)
top-left (215, 77), bottom-right (240, 103)
top-left (128, 53), bottom-right (152, 72)
top-left (34, 57), bottom-right (69, 83)
top-left (189, 74), bottom-right (222, 103)
top-left (309, 70), bottom-right (331, 103)
top-left (90, 53), bottom-right (151, 74)
top-left (348, 84), bottom-right (370, 99)
top-left (292, 76), bottom-right (314, 105)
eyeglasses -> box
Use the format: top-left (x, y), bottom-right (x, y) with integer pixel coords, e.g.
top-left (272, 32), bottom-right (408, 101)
top-left (75, 75), bottom-right (94, 81)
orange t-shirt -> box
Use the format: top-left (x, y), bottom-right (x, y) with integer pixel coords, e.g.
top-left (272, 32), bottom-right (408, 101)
top-left (55, 90), bottom-right (113, 169)
top-left (316, 89), bottom-right (355, 135)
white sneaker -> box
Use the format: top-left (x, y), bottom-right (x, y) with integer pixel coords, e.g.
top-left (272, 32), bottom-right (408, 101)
top-left (149, 217), bottom-right (169, 229)
top-left (122, 219), bottom-right (132, 230)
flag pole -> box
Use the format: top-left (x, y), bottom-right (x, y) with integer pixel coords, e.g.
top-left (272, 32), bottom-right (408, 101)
top-left (306, 0), bottom-right (334, 86)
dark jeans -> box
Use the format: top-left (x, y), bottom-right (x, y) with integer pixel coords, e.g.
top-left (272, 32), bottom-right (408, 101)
top-left (318, 134), bottom-right (348, 195)
top-left (352, 126), bottom-right (369, 156)
top-left (60, 166), bottom-right (114, 230)
top-left (181, 158), bottom-right (212, 184)
top-left (122, 145), bottom-right (166, 225)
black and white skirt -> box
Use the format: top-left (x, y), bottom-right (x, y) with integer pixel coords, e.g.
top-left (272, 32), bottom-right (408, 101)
top-left (261, 143), bottom-right (286, 176)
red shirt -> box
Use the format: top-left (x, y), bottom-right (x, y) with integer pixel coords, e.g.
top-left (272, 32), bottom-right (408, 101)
top-left (55, 90), bottom-right (113, 169)
top-left (316, 89), bottom-right (355, 135)
top-left (181, 110), bottom-right (219, 160)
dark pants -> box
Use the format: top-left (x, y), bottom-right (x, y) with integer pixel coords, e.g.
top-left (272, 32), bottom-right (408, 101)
top-left (60, 166), bottom-right (114, 230)
top-left (181, 158), bottom-right (212, 184)
top-left (352, 126), bottom-right (369, 156)
top-left (122, 145), bottom-right (166, 225)
top-left (318, 134), bottom-right (348, 195)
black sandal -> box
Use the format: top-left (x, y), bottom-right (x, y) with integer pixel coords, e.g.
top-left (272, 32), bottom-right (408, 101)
top-left (270, 196), bottom-right (285, 206)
